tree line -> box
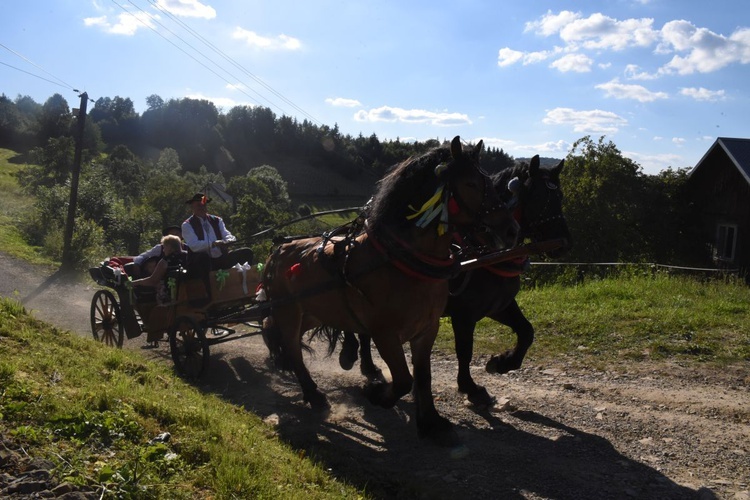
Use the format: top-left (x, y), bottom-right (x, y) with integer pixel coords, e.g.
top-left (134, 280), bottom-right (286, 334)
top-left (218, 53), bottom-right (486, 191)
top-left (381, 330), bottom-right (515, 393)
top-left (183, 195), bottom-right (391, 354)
top-left (0, 92), bottom-right (704, 269)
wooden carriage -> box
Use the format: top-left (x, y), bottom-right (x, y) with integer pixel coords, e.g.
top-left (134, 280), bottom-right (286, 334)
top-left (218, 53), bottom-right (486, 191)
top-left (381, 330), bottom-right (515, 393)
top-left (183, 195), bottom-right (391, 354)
top-left (89, 258), bottom-right (264, 378)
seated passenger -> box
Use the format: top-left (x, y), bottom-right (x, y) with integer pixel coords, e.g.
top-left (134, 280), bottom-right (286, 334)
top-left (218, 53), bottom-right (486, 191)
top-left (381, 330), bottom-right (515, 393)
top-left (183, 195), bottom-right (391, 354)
top-left (131, 235), bottom-right (187, 304)
top-left (131, 226), bottom-right (183, 278)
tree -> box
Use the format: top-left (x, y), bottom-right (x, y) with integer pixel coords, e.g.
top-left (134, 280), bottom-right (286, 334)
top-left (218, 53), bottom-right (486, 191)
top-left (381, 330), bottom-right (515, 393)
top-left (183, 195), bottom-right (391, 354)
top-left (38, 94), bottom-right (71, 144)
top-left (562, 136), bottom-right (648, 262)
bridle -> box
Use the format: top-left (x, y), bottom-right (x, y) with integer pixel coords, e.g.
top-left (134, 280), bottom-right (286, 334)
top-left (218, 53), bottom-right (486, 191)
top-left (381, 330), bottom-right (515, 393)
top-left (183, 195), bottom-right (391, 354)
top-left (515, 175), bottom-right (566, 241)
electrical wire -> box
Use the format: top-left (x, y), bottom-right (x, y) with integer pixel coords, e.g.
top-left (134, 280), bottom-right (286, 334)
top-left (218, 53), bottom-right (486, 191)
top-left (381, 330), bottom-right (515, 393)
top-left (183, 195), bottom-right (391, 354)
top-left (144, 0), bottom-right (321, 125)
top-left (0, 43), bottom-right (78, 91)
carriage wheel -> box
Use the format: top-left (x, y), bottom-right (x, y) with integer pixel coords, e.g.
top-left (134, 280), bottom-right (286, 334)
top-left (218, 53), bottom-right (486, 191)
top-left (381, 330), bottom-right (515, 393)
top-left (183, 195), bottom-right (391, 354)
top-left (90, 290), bottom-right (124, 348)
top-left (168, 316), bottom-right (209, 379)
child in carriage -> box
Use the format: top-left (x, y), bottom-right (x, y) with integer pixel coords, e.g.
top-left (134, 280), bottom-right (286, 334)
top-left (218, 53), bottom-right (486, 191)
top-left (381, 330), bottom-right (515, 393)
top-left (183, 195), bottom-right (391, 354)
top-left (131, 235), bottom-right (187, 304)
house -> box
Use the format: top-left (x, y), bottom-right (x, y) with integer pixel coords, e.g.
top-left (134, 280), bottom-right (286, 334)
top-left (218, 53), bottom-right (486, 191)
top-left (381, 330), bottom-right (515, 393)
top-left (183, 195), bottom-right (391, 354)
top-left (687, 137), bottom-right (750, 271)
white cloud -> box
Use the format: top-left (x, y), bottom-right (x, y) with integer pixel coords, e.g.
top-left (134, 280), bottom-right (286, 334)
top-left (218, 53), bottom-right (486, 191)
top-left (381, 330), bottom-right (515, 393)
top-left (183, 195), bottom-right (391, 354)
top-left (325, 97), bottom-right (362, 108)
top-left (625, 150), bottom-right (685, 174)
top-left (185, 92), bottom-right (248, 110)
top-left (498, 48), bottom-right (524, 67)
top-left (525, 10), bottom-right (581, 37)
top-left (155, 0), bottom-right (216, 19)
top-left (527, 11), bottom-right (657, 50)
top-left (560, 13), bottom-right (658, 50)
top-left (232, 28), bottom-right (301, 50)
top-left (354, 106), bottom-right (472, 127)
top-left (543, 107), bottom-right (627, 134)
top-left (672, 137), bottom-right (686, 145)
top-left (531, 140), bottom-right (572, 154)
top-left (679, 87), bottom-right (726, 102)
top-left (550, 53), bottom-right (593, 72)
top-left (658, 21), bottom-right (750, 75)
top-left (624, 64), bottom-right (658, 80)
top-left (653, 136), bottom-right (663, 141)
top-left (84, 12), bottom-right (157, 35)
top-left (595, 78), bottom-right (668, 102)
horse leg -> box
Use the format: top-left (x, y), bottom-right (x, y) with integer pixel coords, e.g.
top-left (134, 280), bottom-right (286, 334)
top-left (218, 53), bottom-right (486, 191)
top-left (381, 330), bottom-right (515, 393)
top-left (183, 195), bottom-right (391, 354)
top-left (338, 331), bottom-right (359, 370)
top-left (410, 334), bottom-right (456, 446)
top-left (358, 334), bottom-right (384, 382)
top-left (363, 333), bottom-right (412, 409)
top-left (275, 307), bottom-right (328, 409)
top-left (485, 299), bottom-right (534, 374)
top-left (452, 312), bottom-right (495, 407)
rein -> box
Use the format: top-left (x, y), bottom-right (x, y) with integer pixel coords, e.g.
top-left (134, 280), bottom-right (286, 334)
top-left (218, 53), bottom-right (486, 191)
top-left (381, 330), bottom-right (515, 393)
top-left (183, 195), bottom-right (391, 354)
top-left (365, 221), bottom-right (460, 281)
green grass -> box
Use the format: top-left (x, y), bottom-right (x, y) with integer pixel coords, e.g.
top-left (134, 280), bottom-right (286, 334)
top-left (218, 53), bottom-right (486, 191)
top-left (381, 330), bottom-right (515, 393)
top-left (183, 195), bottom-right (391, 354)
top-left (435, 273), bottom-right (750, 367)
top-left (0, 297), bottom-right (363, 499)
top-left (0, 148), bottom-right (56, 266)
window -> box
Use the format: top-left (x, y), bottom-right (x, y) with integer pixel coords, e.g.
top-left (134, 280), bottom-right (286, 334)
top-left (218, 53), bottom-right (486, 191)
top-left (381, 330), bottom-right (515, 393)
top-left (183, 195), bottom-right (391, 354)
top-left (715, 223), bottom-right (738, 262)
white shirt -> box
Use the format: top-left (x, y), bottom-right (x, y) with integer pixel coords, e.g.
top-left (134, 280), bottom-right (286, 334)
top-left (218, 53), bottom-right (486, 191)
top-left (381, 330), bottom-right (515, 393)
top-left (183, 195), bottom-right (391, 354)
top-left (182, 215), bottom-right (236, 258)
top-left (133, 244), bottom-right (162, 266)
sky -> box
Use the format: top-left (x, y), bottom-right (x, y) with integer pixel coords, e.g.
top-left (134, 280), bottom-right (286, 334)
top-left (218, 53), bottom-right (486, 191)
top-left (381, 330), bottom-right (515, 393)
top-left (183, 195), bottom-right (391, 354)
top-left (2, 0), bottom-right (750, 175)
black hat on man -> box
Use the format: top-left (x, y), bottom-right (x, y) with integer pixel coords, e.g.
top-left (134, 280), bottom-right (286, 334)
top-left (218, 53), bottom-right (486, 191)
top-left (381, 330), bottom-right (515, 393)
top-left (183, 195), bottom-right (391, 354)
top-left (161, 225), bottom-right (182, 236)
top-left (186, 193), bottom-right (211, 204)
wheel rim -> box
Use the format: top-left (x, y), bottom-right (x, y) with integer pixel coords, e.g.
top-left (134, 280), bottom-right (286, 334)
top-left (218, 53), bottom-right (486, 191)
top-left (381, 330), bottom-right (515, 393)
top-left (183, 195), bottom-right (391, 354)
top-left (90, 290), bottom-right (123, 348)
top-left (169, 316), bottom-right (209, 378)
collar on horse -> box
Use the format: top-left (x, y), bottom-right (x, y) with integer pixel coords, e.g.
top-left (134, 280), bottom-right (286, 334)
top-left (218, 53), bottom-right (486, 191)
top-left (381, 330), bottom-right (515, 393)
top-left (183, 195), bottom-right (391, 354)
top-left (365, 220), bottom-right (460, 282)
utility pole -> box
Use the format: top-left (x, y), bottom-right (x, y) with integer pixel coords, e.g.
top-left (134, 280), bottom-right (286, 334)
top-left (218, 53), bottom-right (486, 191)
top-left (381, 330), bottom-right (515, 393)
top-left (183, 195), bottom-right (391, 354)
top-left (62, 91), bottom-right (88, 268)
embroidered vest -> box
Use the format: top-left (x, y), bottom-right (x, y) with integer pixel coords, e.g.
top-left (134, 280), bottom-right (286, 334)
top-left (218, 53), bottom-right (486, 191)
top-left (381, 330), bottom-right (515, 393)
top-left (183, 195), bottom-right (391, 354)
top-left (187, 215), bottom-right (228, 256)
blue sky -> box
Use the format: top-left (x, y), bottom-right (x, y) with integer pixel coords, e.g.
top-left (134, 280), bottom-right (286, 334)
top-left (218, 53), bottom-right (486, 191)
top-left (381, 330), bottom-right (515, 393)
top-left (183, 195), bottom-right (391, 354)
top-left (2, 0), bottom-right (749, 174)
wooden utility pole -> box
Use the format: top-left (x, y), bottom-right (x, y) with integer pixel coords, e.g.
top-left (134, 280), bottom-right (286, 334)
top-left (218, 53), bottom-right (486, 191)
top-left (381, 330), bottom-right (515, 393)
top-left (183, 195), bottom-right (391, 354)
top-left (62, 91), bottom-right (88, 268)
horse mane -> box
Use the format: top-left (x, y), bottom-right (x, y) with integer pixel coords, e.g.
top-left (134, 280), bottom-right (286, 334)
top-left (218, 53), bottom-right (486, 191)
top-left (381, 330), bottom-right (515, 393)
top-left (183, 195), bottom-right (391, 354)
top-left (368, 144), bottom-right (453, 228)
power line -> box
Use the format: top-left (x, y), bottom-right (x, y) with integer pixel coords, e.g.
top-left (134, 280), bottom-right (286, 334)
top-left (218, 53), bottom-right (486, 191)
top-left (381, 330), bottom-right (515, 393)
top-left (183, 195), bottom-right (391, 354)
top-left (0, 43), bottom-right (77, 91)
top-left (144, 0), bottom-right (321, 125)
top-left (112, 0), bottom-right (317, 122)
top-left (0, 60), bottom-right (72, 90)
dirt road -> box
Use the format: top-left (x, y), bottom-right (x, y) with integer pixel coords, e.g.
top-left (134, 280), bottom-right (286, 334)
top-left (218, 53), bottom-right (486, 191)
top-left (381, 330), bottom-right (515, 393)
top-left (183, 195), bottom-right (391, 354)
top-left (2, 253), bottom-right (748, 499)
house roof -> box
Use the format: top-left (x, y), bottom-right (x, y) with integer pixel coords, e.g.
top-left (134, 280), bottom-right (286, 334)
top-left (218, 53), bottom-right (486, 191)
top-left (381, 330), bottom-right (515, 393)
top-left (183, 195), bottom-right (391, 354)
top-left (689, 137), bottom-right (750, 186)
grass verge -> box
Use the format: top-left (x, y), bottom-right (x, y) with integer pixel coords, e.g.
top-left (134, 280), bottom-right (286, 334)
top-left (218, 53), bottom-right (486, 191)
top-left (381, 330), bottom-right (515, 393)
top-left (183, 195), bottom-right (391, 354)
top-left (435, 272), bottom-right (750, 368)
top-left (0, 297), bottom-right (363, 499)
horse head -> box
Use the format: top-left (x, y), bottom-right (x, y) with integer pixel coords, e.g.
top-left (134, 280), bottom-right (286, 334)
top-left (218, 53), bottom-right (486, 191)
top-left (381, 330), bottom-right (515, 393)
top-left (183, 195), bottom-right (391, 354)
top-left (504, 155), bottom-right (571, 257)
top-left (437, 136), bottom-right (519, 250)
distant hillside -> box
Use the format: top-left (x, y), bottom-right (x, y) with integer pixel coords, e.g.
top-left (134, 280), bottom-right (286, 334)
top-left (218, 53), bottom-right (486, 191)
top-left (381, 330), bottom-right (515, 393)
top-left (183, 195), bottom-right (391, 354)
top-left (516, 157), bottom-right (564, 168)
top-left (257, 155), bottom-right (377, 208)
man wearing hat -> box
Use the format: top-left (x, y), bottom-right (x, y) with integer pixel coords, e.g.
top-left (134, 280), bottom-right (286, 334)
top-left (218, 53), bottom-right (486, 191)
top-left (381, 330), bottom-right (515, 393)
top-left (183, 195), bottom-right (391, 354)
top-left (181, 192), bottom-right (253, 270)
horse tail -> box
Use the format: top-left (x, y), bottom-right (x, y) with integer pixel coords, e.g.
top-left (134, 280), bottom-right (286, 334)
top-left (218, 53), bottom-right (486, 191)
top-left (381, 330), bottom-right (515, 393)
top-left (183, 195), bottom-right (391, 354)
top-left (310, 326), bottom-right (344, 357)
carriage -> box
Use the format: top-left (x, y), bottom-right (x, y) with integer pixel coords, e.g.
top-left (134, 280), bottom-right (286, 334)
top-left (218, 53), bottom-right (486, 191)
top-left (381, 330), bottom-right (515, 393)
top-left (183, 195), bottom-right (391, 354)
top-left (88, 256), bottom-right (265, 379)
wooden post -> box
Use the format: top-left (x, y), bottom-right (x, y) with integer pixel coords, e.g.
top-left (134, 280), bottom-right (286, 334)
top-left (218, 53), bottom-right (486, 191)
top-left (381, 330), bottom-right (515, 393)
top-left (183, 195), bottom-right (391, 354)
top-left (62, 91), bottom-right (88, 268)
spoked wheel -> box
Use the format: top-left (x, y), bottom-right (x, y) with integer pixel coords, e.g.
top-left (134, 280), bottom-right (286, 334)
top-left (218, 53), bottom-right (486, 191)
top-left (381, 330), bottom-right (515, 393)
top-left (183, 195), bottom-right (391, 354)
top-left (168, 316), bottom-right (209, 379)
top-left (90, 290), bottom-right (124, 348)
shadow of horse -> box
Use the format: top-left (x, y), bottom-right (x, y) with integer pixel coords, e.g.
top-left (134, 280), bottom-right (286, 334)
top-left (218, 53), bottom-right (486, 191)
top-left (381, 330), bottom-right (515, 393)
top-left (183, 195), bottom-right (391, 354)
top-left (188, 345), bottom-right (708, 500)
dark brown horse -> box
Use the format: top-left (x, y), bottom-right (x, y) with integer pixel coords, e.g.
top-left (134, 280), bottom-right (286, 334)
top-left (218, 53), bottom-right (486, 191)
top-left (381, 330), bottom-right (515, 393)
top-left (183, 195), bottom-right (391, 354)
top-left (261, 136), bottom-right (518, 444)
top-left (339, 155), bottom-right (570, 406)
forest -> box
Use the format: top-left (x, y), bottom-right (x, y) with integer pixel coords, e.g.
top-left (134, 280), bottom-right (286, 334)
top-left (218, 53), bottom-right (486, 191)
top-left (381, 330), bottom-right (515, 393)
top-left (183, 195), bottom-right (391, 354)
top-left (0, 91), bottom-right (704, 269)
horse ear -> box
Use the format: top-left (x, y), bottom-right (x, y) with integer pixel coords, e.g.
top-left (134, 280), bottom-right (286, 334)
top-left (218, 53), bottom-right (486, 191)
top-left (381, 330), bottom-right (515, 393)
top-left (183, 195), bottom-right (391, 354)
top-left (553, 158), bottom-right (564, 176)
top-left (473, 140), bottom-right (484, 158)
top-left (450, 136), bottom-right (462, 159)
top-left (530, 155), bottom-right (540, 177)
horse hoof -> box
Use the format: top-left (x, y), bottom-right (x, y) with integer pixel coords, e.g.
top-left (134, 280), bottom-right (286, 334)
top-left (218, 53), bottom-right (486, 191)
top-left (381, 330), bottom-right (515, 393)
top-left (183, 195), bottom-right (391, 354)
top-left (466, 387), bottom-right (496, 408)
top-left (417, 417), bottom-right (458, 447)
top-left (339, 351), bottom-right (357, 371)
top-left (304, 391), bottom-right (329, 410)
top-left (363, 380), bottom-right (395, 408)
top-left (363, 367), bottom-right (385, 384)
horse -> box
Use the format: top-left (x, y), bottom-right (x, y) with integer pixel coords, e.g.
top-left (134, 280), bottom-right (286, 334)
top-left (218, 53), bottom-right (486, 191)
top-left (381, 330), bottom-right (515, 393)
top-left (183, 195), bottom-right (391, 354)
top-left (338, 155), bottom-right (570, 407)
top-left (261, 136), bottom-right (518, 444)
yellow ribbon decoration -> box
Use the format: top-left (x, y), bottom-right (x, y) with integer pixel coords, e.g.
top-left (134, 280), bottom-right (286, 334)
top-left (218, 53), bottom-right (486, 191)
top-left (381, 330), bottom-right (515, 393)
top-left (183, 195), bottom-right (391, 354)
top-left (215, 269), bottom-right (230, 290)
top-left (406, 184), bottom-right (444, 221)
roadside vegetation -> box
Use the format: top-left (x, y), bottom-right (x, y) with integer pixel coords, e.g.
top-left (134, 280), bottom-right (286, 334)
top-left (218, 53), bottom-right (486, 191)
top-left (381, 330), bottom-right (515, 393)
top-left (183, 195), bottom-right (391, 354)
top-left (0, 297), bottom-right (363, 499)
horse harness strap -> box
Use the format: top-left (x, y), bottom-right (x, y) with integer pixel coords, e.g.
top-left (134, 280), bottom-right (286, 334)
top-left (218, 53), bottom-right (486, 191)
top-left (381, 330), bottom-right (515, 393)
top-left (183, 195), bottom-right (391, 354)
top-left (365, 220), bottom-right (461, 281)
